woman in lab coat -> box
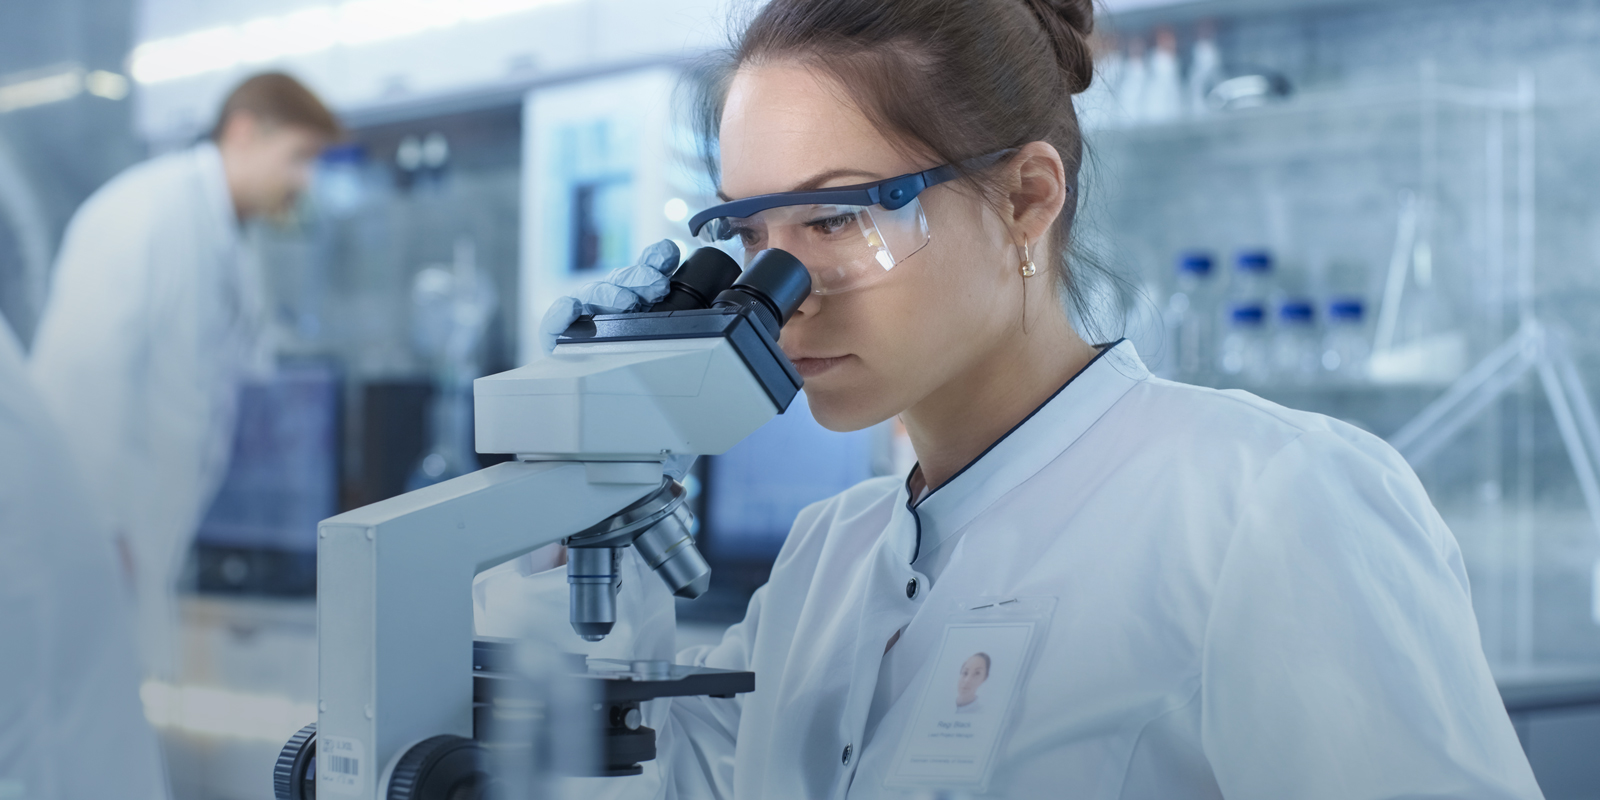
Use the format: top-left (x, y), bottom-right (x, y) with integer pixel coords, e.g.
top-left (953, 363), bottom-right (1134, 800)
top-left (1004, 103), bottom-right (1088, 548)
top-left (478, 0), bottom-right (1543, 796)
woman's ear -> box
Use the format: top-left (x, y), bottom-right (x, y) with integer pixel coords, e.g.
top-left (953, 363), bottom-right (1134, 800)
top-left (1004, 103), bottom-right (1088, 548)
top-left (1005, 141), bottom-right (1068, 249)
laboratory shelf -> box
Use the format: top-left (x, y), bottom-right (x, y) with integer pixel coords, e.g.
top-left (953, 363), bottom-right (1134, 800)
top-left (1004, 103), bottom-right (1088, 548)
top-left (1194, 380), bottom-right (1443, 439)
top-left (1102, 0), bottom-right (1405, 30)
top-left (1498, 669), bottom-right (1600, 713)
top-left (1085, 78), bottom-right (1525, 143)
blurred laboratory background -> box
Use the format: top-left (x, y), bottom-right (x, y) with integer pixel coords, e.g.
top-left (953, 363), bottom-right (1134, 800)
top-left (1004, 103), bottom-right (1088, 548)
top-left (3, 0), bottom-right (1600, 797)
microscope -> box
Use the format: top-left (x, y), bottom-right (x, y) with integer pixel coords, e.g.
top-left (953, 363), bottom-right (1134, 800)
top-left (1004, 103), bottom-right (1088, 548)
top-left (274, 248), bottom-right (811, 800)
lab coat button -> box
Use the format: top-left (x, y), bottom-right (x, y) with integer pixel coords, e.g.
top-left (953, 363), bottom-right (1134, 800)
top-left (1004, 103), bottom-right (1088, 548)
top-left (906, 578), bottom-right (918, 599)
top-left (842, 744), bottom-right (852, 765)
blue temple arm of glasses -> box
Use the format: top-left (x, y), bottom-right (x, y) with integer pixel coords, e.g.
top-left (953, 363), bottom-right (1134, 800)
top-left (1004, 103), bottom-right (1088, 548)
top-left (687, 149), bottom-right (1018, 237)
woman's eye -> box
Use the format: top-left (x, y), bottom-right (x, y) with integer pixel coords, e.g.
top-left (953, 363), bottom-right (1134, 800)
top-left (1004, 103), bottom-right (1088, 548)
top-left (805, 213), bottom-right (858, 236)
top-left (726, 225), bottom-right (761, 246)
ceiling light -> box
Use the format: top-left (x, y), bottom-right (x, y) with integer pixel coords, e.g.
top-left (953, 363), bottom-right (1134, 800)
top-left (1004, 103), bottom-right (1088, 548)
top-left (0, 66), bottom-right (84, 113)
top-left (85, 70), bottom-right (130, 100)
top-left (131, 0), bottom-right (578, 85)
top-left (131, 26), bottom-right (240, 83)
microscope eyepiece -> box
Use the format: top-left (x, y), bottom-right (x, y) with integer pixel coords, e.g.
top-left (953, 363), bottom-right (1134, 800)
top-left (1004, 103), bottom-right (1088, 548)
top-left (648, 247), bottom-right (743, 313)
top-left (713, 248), bottom-right (812, 337)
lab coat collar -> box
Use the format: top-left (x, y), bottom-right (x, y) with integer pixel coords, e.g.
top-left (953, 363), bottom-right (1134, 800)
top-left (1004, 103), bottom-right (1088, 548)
top-left (192, 141), bottom-right (242, 249)
top-left (902, 339), bottom-right (1149, 563)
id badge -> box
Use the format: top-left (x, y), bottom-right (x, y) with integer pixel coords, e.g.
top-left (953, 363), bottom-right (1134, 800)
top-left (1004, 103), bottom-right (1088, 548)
top-left (885, 596), bottom-right (1056, 793)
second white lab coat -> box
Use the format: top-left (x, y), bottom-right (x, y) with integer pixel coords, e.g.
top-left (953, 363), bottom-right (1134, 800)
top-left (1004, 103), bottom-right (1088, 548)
top-left (476, 341), bottom-right (1542, 799)
top-left (29, 142), bottom-right (267, 681)
top-left (0, 314), bottom-right (168, 800)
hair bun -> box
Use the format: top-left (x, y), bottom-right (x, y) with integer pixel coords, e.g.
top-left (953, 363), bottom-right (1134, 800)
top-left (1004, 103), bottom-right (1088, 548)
top-left (1043, 0), bottom-right (1095, 38)
top-left (1022, 0), bottom-right (1096, 94)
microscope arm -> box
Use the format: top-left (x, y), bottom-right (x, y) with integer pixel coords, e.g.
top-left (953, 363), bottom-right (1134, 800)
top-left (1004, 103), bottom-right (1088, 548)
top-left (303, 251), bottom-right (811, 800)
top-left (316, 459), bottom-right (662, 798)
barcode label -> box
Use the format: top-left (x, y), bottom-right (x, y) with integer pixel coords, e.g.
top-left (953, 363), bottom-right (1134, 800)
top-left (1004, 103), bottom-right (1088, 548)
top-left (320, 735), bottom-right (364, 794)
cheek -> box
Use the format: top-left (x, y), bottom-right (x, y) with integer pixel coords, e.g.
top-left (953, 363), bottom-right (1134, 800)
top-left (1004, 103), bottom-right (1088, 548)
top-left (796, 265), bottom-right (982, 429)
top-left (787, 198), bottom-right (1014, 430)
top-left (880, 240), bottom-right (1007, 361)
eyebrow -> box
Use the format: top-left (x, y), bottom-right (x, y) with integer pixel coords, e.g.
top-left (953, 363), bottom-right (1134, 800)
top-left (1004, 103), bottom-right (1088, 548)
top-left (715, 167), bottom-right (885, 202)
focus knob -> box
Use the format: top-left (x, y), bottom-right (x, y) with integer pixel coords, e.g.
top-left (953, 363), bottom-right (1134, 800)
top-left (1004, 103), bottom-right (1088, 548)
top-left (273, 722), bottom-right (317, 800)
top-left (387, 735), bottom-right (492, 800)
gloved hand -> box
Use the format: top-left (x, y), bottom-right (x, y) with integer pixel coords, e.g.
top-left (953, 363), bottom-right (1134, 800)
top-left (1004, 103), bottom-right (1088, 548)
top-left (537, 239), bottom-right (681, 355)
top-left (537, 239), bottom-right (698, 481)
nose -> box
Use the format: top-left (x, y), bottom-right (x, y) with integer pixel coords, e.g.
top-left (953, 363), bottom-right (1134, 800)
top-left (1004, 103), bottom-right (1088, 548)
top-left (789, 285), bottom-right (823, 319)
top-left (777, 294), bottom-right (821, 358)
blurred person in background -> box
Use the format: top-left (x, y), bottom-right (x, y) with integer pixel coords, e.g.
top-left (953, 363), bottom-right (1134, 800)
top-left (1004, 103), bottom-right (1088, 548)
top-left (1, 312), bottom-right (167, 800)
top-left (27, 72), bottom-right (340, 683)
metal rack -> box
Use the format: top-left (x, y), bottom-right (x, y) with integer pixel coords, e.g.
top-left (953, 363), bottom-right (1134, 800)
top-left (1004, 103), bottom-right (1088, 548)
top-left (1089, 67), bottom-right (1600, 672)
top-left (1385, 72), bottom-right (1600, 670)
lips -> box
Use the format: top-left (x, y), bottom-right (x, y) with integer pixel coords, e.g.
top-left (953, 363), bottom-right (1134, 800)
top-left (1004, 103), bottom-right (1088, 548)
top-left (789, 354), bottom-right (852, 378)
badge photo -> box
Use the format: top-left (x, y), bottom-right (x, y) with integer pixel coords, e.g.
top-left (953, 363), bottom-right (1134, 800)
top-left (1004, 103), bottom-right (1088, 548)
top-left (886, 597), bottom-right (1055, 792)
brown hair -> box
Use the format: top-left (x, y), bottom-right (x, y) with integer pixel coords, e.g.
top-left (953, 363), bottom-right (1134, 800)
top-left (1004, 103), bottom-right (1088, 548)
top-left (210, 72), bottom-right (342, 142)
top-left (690, 0), bottom-right (1115, 333)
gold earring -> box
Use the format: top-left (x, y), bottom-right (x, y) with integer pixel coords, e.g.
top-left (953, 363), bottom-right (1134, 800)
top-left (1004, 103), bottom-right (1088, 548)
top-left (1020, 241), bottom-right (1037, 278)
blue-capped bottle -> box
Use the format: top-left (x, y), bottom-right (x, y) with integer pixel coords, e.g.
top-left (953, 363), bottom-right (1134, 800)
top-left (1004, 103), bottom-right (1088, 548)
top-left (1321, 298), bottom-right (1370, 379)
top-left (1272, 299), bottom-right (1320, 384)
top-left (1231, 249), bottom-right (1273, 307)
top-left (1219, 303), bottom-right (1269, 382)
top-left (1218, 250), bottom-right (1273, 382)
top-left (1167, 251), bottom-right (1216, 380)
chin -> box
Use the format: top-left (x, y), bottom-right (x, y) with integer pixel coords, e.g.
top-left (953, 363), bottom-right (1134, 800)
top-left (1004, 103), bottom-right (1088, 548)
top-left (804, 386), bottom-right (896, 433)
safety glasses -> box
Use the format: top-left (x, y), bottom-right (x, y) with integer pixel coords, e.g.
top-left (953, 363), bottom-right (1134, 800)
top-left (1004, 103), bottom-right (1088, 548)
top-left (688, 149), bottom-right (1015, 295)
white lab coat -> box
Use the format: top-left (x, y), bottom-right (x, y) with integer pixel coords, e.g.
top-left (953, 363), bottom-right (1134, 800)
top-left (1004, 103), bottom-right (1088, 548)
top-left (475, 341), bottom-right (1542, 799)
top-left (29, 142), bottom-right (267, 681)
top-left (0, 314), bottom-right (168, 800)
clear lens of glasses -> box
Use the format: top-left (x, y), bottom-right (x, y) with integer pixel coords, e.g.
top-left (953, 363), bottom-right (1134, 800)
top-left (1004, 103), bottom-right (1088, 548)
top-left (695, 199), bottom-right (931, 295)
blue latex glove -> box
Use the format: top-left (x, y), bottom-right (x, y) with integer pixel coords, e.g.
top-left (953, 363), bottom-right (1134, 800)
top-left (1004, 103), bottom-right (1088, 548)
top-left (538, 239), bottom-right (681, 355)
top-left (537, 239), bottom-right (698, 480)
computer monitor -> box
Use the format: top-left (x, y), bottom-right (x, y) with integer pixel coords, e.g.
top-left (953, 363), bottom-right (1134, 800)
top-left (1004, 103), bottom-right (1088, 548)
top-left (192, 361), bottom-right (340, 595)
top-left (692, 392), bottom-right (879, 614)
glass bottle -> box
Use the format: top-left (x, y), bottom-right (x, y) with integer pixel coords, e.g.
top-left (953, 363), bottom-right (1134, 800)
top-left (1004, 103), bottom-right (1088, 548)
top-left (1322, 298), bottom-right (1370, 380)
top-left (1167, 251), bottom-right (1215, 381)
top-left (1219, 303), bottom-right (1269, 383)
top-left (1273, 299), bottom-right (1320, 384)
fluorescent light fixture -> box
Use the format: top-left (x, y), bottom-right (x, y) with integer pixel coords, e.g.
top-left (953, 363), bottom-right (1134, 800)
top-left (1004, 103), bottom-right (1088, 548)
top-left (85, 70), bottom-right (130, 100)
top-left (236, 8), bottom-right (339, 62)
top-left (141, 680), bottom-right (317, 743)
top-left (132, 0), bottom-right (576, 85)
top-left (460, 0), bottom-right (565, 19)
top-left (338, 0), bottom-right (453, 46)
top-left (0, 66), bottom-right (84, 113)
top-left (0, 65), bottom-right (129, 113)
top-left (131, 26), bottom-right (240, 83)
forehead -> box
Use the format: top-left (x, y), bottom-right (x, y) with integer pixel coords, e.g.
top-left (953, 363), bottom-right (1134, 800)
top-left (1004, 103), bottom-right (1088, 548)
top-left (259, 123), bottom-right (329, 149)
top-left (718, 61), bottom-right (920, 199)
